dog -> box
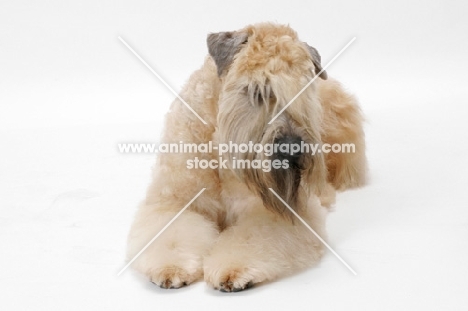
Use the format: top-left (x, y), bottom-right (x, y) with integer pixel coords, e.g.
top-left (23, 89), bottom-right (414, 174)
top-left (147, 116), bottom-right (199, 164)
top-left (126, 22), bottom-right (366, 292)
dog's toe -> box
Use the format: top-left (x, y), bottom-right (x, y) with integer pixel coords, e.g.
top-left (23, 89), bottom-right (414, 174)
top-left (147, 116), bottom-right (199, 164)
top-left (219, 280), bottom-right (253, 292)
top-left (152, 279), bottom-right (187, 289)
top-left (211, 269), bottom-right (255, 292)
top-left (149, 266), bottom-right (198, 289)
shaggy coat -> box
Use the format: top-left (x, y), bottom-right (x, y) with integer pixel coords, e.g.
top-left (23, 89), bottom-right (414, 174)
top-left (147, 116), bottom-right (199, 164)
top-left (127, 23), bottom-right (366, 292)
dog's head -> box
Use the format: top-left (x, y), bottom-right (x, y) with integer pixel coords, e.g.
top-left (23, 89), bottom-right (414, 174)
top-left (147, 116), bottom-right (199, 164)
top-left (208, 23), bottom-right (327, 218)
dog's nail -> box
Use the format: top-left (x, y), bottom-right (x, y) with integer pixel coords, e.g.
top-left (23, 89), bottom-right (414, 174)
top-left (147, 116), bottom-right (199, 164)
top-left (159, 279), bottom-right (172, 289)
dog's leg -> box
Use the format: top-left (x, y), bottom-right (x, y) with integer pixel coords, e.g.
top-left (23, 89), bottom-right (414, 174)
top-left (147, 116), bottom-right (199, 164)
top-left (204, 196), bottom-right (327, 292)
top-left (319, 182), bottom-right (337, 209)
top-left (127, 158), bottom-right (222, 288)
top-left (127, 202), bottom-right (219, 288)
top-left (125, 62), bottom-right (222, 288)
top-left (318, 78), bottom-right (367, 191)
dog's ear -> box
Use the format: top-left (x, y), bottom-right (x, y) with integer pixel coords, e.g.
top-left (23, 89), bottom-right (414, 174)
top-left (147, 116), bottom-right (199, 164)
top-left (305, 44), bottom-right (328, 80)
top-left (207, 31), bottom-right (248, 76)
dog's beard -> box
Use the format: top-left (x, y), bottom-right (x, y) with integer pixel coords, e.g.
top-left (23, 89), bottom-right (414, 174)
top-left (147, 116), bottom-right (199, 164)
top-left (242, 133), bottom-right (318, 220)
top-left (217, 79), bottom-right (326, 219)
top-left (218, 114), bottom-right (323, 220)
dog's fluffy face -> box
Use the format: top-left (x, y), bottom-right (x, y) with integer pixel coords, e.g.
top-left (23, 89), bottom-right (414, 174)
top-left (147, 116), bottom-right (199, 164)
top-left (207, 23), bottom-right (328, 217)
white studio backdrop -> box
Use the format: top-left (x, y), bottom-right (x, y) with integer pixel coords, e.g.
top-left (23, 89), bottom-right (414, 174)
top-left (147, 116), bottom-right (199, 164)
top-left (1, 1), bottom-right (468, 310)
top-left (1, 0), bottom-right (467, 130)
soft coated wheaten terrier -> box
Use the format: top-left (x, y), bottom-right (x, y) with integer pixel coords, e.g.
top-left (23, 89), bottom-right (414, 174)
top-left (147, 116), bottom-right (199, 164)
top-left (127, 22), bottom-right (366, 292)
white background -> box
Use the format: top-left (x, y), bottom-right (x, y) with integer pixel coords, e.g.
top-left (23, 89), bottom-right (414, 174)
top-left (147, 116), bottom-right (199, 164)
top-left (1, 0), bottom-right (468, 310)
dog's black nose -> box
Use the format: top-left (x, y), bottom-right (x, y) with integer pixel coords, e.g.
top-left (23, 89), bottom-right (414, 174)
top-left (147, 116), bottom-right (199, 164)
top-left (274, 136), bottom-right (303, 160)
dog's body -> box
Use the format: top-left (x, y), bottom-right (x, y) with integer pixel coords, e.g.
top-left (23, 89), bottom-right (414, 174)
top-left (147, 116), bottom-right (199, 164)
top-left (127, 23), bottom-right (366, 292)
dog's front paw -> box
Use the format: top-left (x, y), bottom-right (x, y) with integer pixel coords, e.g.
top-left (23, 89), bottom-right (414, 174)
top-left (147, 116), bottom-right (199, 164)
top-left (149, 266), bottom-right (200, 289)
top-left (219, 273), bottom-right (254, 293)
top-left (205, 266), bottom-right (256, 292)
